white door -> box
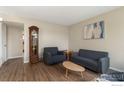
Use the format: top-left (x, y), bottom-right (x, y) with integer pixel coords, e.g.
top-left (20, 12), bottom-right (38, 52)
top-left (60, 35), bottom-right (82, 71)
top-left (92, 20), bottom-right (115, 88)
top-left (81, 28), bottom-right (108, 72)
top-left (2, 23), bottom-right (7, 63)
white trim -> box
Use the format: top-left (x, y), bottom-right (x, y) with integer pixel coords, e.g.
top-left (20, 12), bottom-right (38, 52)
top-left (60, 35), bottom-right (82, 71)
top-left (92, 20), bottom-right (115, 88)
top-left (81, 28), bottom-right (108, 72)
top-left (24, 56), bottom-right (29, 63)
top-left (0, 63), bottom-right (2, 67)
top-left (0, 58), bottom-right (2, 67)
top-left (24, 61), bottom-right (29, 63)
top-left (110, 67), bottom-right (124, 72)
top-left (7, 56), bottom-right (23, 60)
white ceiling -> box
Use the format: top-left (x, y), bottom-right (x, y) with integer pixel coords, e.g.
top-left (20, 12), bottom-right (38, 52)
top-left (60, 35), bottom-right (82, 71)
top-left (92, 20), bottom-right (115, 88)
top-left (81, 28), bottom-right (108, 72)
top-left (0, 6), bottom-right (120, 26)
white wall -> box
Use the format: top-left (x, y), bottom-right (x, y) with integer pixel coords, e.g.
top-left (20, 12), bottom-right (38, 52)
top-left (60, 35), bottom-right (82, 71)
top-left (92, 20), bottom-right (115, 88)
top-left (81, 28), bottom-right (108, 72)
top-left (69, 7), bottom-right (124, 71)
top-left (7, 25), bottom-right (23, 59)
top-left (39, 24), bottom-right (69, 57)
top-left (0, 14), bottom-right (69, 63)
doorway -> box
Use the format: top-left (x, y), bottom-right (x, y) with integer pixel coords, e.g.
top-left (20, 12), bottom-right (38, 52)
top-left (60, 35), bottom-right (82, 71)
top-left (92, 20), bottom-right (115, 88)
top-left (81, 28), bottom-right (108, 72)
top-left (1, 21), bottom-right (24, 64)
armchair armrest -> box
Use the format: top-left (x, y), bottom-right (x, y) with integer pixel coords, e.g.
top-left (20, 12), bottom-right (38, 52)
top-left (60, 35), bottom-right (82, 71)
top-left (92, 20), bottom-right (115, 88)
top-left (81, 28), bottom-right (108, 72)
top-left (43, 52), bottom-right (52, 64)
top-left (58, 51), bottom-right (65, 55)
top-left (98, 57), bottom-right (110, 74)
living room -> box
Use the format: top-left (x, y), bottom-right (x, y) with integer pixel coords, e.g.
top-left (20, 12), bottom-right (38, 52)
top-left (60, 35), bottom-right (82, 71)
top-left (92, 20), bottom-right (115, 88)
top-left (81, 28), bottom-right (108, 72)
top-left (0, 6), bottom-right (124, 81)
top-left (0, 0), bottom-right (124, 92)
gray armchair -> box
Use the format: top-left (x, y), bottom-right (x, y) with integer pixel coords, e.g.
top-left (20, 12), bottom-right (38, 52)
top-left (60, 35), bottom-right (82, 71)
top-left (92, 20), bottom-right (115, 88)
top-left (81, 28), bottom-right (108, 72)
top-left (43, 47), bottom-right (66, 65)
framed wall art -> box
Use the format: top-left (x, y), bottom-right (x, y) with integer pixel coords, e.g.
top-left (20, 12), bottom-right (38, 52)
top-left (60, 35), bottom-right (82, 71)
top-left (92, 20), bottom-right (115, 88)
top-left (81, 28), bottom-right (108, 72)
top-left (83, 20), bottom-right (104, 40)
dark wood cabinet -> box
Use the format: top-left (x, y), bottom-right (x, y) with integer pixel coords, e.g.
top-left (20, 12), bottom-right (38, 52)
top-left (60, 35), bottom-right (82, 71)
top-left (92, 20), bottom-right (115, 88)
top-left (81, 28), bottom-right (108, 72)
top-left (29, 26), bottom-right (39, 64)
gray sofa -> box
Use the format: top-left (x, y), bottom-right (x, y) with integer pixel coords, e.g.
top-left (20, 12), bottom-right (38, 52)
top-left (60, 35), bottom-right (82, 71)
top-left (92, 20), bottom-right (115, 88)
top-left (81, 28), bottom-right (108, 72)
top-left (71, 49), bottom-right (110, 73)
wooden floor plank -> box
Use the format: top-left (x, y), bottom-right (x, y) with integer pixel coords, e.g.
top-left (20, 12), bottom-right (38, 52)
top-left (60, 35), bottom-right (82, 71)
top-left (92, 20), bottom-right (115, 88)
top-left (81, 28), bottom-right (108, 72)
top-left (23, 63), bottom-right (34, 81)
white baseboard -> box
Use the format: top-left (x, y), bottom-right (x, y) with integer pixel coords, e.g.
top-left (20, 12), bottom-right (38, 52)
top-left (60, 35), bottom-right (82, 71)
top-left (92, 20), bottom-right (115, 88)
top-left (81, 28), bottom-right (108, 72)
top-left (0, 58), bottom-right (2, 67)
top-left (0, 62), bottom-right (2, 67)
top-left (24, 56), bottom-right (29, 63)
top-left (24, 60), bottom-right (29, 63)
top-left (0, 59), bottom-right (2, 67)
top-left (110, 67), bottom-right (124, 72)
top-left (7, 56), bottom-right (23, 60)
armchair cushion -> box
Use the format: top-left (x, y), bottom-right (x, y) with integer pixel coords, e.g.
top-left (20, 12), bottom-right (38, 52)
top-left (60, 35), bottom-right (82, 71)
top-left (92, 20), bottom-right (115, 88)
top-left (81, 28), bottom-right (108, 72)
top-left (52, 55), bottom-right (66, 63)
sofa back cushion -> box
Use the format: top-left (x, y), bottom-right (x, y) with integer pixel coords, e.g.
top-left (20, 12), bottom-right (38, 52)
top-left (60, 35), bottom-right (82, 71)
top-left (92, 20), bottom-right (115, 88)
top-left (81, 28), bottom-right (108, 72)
top-left (79, 49), bottom-right (108, 60)
top-left (44, 47), bottom-right (58, 56)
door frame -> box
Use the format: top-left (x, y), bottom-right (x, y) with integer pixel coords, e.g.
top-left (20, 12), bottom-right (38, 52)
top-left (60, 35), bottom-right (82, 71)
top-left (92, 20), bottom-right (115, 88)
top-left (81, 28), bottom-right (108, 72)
top-left (2, 23), bottom-right (7, 63)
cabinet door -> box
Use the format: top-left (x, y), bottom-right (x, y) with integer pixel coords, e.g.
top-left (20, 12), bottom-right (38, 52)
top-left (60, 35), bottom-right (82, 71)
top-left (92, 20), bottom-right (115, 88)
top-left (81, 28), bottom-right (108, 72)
top-left (29, 26), bottom-right (39, 63)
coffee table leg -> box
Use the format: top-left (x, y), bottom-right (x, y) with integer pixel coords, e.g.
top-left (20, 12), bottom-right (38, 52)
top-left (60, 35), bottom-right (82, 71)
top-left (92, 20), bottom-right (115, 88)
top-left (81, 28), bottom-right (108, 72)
top-left (65, 69), bottom-right (68, 77)
top-left (80, 71), bottom-right (83, 78)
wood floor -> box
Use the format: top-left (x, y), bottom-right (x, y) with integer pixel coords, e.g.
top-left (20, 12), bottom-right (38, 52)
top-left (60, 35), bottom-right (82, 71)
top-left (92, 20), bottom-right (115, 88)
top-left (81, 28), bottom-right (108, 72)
top-left (0, 58), bottom-right (98, 81)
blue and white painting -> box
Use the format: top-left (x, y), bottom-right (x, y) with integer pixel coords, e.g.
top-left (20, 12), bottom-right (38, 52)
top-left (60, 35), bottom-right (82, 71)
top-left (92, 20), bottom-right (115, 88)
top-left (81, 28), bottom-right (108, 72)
top-left (83, 21), bottom-right (104, 40)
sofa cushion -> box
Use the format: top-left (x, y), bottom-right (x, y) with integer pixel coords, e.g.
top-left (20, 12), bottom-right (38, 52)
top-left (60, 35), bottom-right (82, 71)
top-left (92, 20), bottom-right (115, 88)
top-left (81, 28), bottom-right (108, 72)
top-left (79, 49), bottom-right (108, 60)
top-left (71, 56), bottom-right (97, 67)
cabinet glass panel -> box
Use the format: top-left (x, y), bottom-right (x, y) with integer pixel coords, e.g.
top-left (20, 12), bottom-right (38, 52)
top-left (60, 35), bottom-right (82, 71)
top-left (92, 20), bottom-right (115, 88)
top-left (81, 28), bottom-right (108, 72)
top-left (31, 30), bottom-right (38, 55)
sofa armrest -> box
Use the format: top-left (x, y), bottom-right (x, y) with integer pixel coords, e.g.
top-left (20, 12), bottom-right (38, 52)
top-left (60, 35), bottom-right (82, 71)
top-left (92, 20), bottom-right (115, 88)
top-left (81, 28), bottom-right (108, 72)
top-left (98, 57), bottom-right (110, 74)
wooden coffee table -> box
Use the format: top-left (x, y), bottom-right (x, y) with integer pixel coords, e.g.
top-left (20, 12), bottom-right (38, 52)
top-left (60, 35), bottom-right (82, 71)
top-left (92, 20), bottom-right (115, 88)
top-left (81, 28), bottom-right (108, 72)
top-left (63, 61), bottom-right (85, 78)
